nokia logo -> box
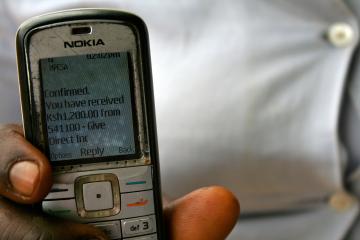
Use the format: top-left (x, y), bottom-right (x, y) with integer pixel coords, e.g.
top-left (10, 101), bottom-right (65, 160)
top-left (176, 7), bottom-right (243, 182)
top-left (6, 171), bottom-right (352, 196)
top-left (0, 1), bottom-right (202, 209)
top-left (64, 39), bottom-right (105, 48)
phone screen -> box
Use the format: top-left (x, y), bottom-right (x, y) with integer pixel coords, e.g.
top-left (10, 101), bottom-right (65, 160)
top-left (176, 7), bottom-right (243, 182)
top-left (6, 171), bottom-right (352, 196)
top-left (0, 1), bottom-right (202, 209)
top-left (40, 52), bottom-right (138, 162)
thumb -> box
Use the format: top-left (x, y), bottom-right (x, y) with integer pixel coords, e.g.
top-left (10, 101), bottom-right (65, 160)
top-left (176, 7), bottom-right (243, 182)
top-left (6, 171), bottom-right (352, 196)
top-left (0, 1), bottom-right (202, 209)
top-left (164, 186), bottom-right (240, 240)
top-left (0, 124), bottom-right (52, 204)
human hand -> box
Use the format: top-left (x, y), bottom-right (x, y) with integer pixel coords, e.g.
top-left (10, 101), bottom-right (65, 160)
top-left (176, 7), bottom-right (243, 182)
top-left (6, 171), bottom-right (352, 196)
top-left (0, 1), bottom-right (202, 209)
top-left (164, 186), bottom-right (240, 239)
top-left (0, 124), bottom-right (239, 240)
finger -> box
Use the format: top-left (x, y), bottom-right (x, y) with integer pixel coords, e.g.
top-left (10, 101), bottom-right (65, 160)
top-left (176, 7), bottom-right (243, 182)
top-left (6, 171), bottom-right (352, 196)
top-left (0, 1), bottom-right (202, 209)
top-left (164, 186), bottom-right (240, 240)
top-left (0, 197), bottom-right (109, 240)
top-left (0, 124), bottom-right (52, 204)
top-left (1, 123), bottom-right (24, 135)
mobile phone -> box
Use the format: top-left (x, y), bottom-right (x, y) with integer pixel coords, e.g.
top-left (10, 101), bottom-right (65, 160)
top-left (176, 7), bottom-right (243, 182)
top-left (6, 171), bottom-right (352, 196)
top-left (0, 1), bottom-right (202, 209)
top-left (16, 9), bottom-right (164, 240)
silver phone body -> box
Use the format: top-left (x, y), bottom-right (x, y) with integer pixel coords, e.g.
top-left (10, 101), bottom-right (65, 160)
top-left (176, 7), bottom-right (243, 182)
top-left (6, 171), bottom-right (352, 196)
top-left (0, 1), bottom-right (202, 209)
top-left (17, 10), bottom-right (163, 240)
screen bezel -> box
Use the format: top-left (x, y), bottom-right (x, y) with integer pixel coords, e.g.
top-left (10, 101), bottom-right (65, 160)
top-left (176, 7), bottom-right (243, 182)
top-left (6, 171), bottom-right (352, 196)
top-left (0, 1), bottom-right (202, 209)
top-left (24, 21), bottom-right (147, 166)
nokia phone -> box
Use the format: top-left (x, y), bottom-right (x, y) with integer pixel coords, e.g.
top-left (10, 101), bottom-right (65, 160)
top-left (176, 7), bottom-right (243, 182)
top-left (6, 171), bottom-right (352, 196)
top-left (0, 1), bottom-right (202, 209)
top-left (16, 9), bottom-right (164, 240)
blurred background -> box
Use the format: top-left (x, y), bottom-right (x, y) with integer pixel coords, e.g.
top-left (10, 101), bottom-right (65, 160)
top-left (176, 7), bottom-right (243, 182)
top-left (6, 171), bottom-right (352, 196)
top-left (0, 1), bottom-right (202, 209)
top-left (2, 0), bottom-right (360, 239)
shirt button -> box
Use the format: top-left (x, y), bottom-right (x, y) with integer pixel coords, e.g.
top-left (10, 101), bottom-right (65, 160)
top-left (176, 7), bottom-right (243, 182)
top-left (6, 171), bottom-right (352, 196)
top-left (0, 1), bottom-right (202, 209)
top-left (327, 23), bottom-right (355, 48)
top-left (329, 192), bottom-right (355, 212)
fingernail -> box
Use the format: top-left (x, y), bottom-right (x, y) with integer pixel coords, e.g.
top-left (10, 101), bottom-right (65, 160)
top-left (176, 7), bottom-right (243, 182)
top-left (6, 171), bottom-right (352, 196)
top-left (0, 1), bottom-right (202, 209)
top-left (9, 161), bottom-right (39, 196)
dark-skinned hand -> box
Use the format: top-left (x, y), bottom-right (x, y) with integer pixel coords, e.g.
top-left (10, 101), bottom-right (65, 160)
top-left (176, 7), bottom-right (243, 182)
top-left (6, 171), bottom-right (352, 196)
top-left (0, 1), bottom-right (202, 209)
top-left (0, 124), bottom-right (240, 240)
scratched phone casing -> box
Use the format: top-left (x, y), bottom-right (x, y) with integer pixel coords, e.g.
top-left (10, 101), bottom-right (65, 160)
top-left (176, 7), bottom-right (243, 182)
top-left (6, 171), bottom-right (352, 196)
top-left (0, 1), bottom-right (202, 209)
top-left (16, 9), bottom-right (164, 240)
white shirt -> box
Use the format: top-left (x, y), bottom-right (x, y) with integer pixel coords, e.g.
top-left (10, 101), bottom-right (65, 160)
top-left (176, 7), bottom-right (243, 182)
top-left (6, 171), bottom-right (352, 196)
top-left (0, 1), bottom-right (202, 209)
top-left (1, 0), bottom-right (360, 239)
